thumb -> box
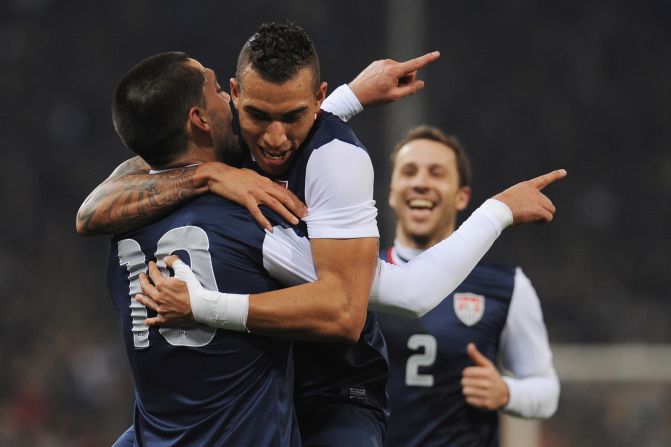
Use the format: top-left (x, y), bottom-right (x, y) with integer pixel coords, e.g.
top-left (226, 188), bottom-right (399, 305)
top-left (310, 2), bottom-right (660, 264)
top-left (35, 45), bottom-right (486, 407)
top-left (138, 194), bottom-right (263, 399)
top-left (467, 343), bottom-right (494, 367)
top-left (165, 257), bottom-right (201, 291)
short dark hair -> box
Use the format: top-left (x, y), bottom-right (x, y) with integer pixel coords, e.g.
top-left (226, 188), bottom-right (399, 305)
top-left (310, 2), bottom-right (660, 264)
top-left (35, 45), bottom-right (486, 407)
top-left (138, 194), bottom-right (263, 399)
top-left (236, 21), bottom-right (320, 91)
top-left (391, 125), bottom-right (472, 187)
top-left (112, 52), bottom-right (205, 166)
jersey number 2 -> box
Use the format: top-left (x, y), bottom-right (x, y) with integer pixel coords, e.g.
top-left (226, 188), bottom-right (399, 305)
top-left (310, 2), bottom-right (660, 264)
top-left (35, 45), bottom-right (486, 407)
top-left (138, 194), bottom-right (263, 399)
top-left (117, 226), bottom-right (218, 349)
top-left (406, 334), bottom-right (437, 387)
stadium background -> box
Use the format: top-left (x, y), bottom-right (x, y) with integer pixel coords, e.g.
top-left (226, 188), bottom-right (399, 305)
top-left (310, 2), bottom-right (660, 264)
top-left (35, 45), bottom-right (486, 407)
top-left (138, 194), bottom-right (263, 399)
top-left (1, 1), bottom-right (669, 445)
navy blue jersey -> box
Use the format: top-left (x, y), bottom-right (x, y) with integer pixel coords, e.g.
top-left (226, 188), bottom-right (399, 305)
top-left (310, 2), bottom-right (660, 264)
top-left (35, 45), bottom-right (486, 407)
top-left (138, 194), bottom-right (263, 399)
top-left (106, 194), bottom-right (300, 447)
top-left (238, 110), bottom-right (389, 426)
top-left (378, 248), bottom-right (515, 447)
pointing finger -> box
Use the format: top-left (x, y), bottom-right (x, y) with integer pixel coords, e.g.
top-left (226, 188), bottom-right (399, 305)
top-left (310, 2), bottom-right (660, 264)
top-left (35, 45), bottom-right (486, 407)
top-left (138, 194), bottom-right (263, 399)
top-left (530, 169), bottom-right (567, 190)
top-left (397, 51), bottom-right (440, 74)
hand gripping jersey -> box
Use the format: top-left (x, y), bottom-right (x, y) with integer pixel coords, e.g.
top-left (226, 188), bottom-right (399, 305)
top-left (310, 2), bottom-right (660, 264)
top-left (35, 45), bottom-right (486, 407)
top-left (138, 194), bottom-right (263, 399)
top-left (106, 195), bottom-right (300, 447)
top-left (378, 245), bottom-right (558, 447)
top-left (239, 110), bottom-right (390, 430)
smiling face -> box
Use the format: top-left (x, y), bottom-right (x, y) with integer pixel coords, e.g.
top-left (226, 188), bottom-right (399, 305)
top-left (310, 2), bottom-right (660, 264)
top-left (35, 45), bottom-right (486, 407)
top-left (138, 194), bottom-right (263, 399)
top-left (389, 138), bottom-right (472, 249)
top-left (231, 65), bottom-right (326, 176)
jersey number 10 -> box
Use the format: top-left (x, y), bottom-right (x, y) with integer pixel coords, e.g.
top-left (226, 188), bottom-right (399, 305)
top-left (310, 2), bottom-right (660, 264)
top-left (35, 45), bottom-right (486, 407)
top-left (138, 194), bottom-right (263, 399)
top-left (116, 226), bottom-right (218, 349)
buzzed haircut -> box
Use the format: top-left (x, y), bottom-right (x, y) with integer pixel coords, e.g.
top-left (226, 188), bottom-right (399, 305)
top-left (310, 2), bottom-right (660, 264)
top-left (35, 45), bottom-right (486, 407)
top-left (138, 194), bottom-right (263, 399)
top-left (236, 21), bottom-right (320, 91)
top-left (112, 51), bottom-right (205, 167)
top-left (391, 125), bottom-right (472, 187)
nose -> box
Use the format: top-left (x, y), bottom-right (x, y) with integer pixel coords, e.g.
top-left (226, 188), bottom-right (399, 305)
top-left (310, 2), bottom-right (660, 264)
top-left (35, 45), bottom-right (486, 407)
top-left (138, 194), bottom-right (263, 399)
top-left (409, 169), bottom-right (431, 190)
top-left (262, 121), bottom-right (289, 150)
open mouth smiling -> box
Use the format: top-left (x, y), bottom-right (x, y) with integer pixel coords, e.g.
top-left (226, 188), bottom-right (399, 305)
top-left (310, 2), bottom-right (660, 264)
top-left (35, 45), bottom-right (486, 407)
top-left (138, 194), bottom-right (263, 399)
top-left (407, 198), bottom-right (436, 210)
top-left (261, 148), bottom-right (291, 159)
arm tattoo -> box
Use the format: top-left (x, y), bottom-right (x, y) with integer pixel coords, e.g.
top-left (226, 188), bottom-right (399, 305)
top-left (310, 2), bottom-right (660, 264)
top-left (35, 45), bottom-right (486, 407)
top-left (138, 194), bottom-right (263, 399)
top-left (76, 160), bottom-right (203, 235)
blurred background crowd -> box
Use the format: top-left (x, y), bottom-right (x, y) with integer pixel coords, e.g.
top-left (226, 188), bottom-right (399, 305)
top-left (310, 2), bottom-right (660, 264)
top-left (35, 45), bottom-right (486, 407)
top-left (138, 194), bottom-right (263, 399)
top-left (1, 1), bottom-right (669, 445)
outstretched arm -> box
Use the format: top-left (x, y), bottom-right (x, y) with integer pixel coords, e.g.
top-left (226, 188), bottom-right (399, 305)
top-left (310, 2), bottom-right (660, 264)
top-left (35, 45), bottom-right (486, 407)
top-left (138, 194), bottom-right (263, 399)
top-left (368, 169), bottom-right (567, 318)
top-left (75, 157), bottom-right (307, 236)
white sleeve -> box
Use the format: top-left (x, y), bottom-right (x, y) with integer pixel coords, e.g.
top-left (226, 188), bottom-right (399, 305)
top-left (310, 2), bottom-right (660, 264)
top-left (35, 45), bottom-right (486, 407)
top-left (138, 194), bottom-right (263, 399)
top-left (262, 227), bottom-right (317, 286)
top-left (320, 84), bottom-right (363, 122)
top-left (303, 140), bottom-right (379, 239)
top-left (367, 199), bottom-right (513, 318)
top-left (499, 268), bottom-right (560, 419)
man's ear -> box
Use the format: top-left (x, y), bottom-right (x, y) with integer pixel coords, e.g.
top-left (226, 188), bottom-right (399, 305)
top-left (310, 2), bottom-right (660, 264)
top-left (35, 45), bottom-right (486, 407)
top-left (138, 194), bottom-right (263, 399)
top-left (230, 78), bottom-right (240, 109)
top-left (188, 107), bottom-right (209, 132)
top-left (456, 185), bottom-right (472, 211)
top-left (315, 81), bottom-right (328, 107)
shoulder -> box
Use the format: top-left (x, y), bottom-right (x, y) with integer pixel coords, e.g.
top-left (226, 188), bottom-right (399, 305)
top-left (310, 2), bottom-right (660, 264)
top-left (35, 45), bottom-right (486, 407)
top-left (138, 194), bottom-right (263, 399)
top-left (471, 260), bottom-right (517, 278)
top-left (459, 260), bottom-right (518, 299)
top-left (178, 195), bottom-right (290, 228)
top-left (114, 194), bottom-right (287, 243)
top-left (307, 111), bottom-right (366, 153)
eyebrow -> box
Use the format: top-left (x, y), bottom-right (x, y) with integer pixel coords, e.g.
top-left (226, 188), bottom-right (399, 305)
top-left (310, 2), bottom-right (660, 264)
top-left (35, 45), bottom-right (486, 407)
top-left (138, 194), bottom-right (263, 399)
top-left (243, 105), bottom-right (309, 121)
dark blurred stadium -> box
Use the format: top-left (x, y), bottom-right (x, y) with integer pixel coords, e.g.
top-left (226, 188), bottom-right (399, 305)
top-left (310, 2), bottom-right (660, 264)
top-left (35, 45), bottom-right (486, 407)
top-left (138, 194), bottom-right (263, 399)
top-left (1, 1), bottom-right (669, 445)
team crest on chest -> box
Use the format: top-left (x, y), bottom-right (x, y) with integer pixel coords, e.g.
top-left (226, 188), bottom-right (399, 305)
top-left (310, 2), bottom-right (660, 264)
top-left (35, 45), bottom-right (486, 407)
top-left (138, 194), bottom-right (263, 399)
top-left (453, 293), bottom-right (485, 326)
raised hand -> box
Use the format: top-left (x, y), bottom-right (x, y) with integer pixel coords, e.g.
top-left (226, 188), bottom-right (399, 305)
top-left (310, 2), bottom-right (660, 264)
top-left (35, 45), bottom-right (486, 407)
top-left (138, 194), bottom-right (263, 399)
top-left (461, 343), bottom-right (510, 410)
top-left (493, 169), bottom-right (567, 225)
top-left (349, 51), bottom-right (441, 107)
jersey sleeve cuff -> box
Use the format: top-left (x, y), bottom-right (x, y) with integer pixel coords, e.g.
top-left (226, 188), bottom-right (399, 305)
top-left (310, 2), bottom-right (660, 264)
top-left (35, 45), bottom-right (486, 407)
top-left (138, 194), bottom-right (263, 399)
top-left (306, 224), bottom-right (380, 239)
top-left (320, 84), bottom-right (364, 122)
top-left (478, 198), bottom-right (513, 229)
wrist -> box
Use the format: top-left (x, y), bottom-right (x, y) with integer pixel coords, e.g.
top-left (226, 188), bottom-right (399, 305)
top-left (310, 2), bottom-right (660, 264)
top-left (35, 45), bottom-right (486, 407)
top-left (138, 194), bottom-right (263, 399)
top-left (191, 288), bottom-right (250, 332)
top-left (501, 376), bottom-right (513, 410)
top-left (479, 198), bottom-right (514, 229)
top-left (347, 82), bottom-right (368, 108)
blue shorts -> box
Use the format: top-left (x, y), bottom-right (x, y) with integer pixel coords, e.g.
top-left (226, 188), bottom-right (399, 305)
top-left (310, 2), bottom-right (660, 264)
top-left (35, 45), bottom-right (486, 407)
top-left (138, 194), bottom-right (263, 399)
top-left (111, 425), bottom-right (135, 447)
top-left (299, 404), bottom-right (385, 447)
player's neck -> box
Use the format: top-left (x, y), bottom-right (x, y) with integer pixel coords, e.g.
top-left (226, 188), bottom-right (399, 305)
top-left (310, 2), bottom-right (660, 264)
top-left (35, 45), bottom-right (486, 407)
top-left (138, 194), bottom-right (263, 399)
top-left (392, 240), bottom-right (425, 263)
top-left (395, 225), bottom-right (456, 252)
top-left (152, 144), bottom-right (217, 171)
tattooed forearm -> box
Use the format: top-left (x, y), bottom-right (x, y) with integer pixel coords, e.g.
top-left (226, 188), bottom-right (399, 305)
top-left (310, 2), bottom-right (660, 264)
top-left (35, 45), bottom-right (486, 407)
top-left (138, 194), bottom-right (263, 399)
top-left (76, 163), bottom-right (207, 236)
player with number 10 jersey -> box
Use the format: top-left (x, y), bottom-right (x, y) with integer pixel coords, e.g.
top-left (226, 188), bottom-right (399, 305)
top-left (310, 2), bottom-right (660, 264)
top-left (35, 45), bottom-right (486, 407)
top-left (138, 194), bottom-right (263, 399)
top-left (106, 195), bottom-right (300, 446)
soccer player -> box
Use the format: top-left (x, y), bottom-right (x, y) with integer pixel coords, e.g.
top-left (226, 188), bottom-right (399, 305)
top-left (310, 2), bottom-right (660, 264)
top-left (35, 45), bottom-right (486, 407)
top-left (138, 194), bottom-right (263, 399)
top-left (377, 125), bottom-right (560, 446)
top-left (106, 52), bottom-right (302, 446)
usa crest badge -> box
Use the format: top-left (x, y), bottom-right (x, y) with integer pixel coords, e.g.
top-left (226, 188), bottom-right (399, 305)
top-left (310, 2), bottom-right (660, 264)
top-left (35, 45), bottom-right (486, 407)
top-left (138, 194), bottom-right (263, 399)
top-left (453, 293), bottom-right (485, 326)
